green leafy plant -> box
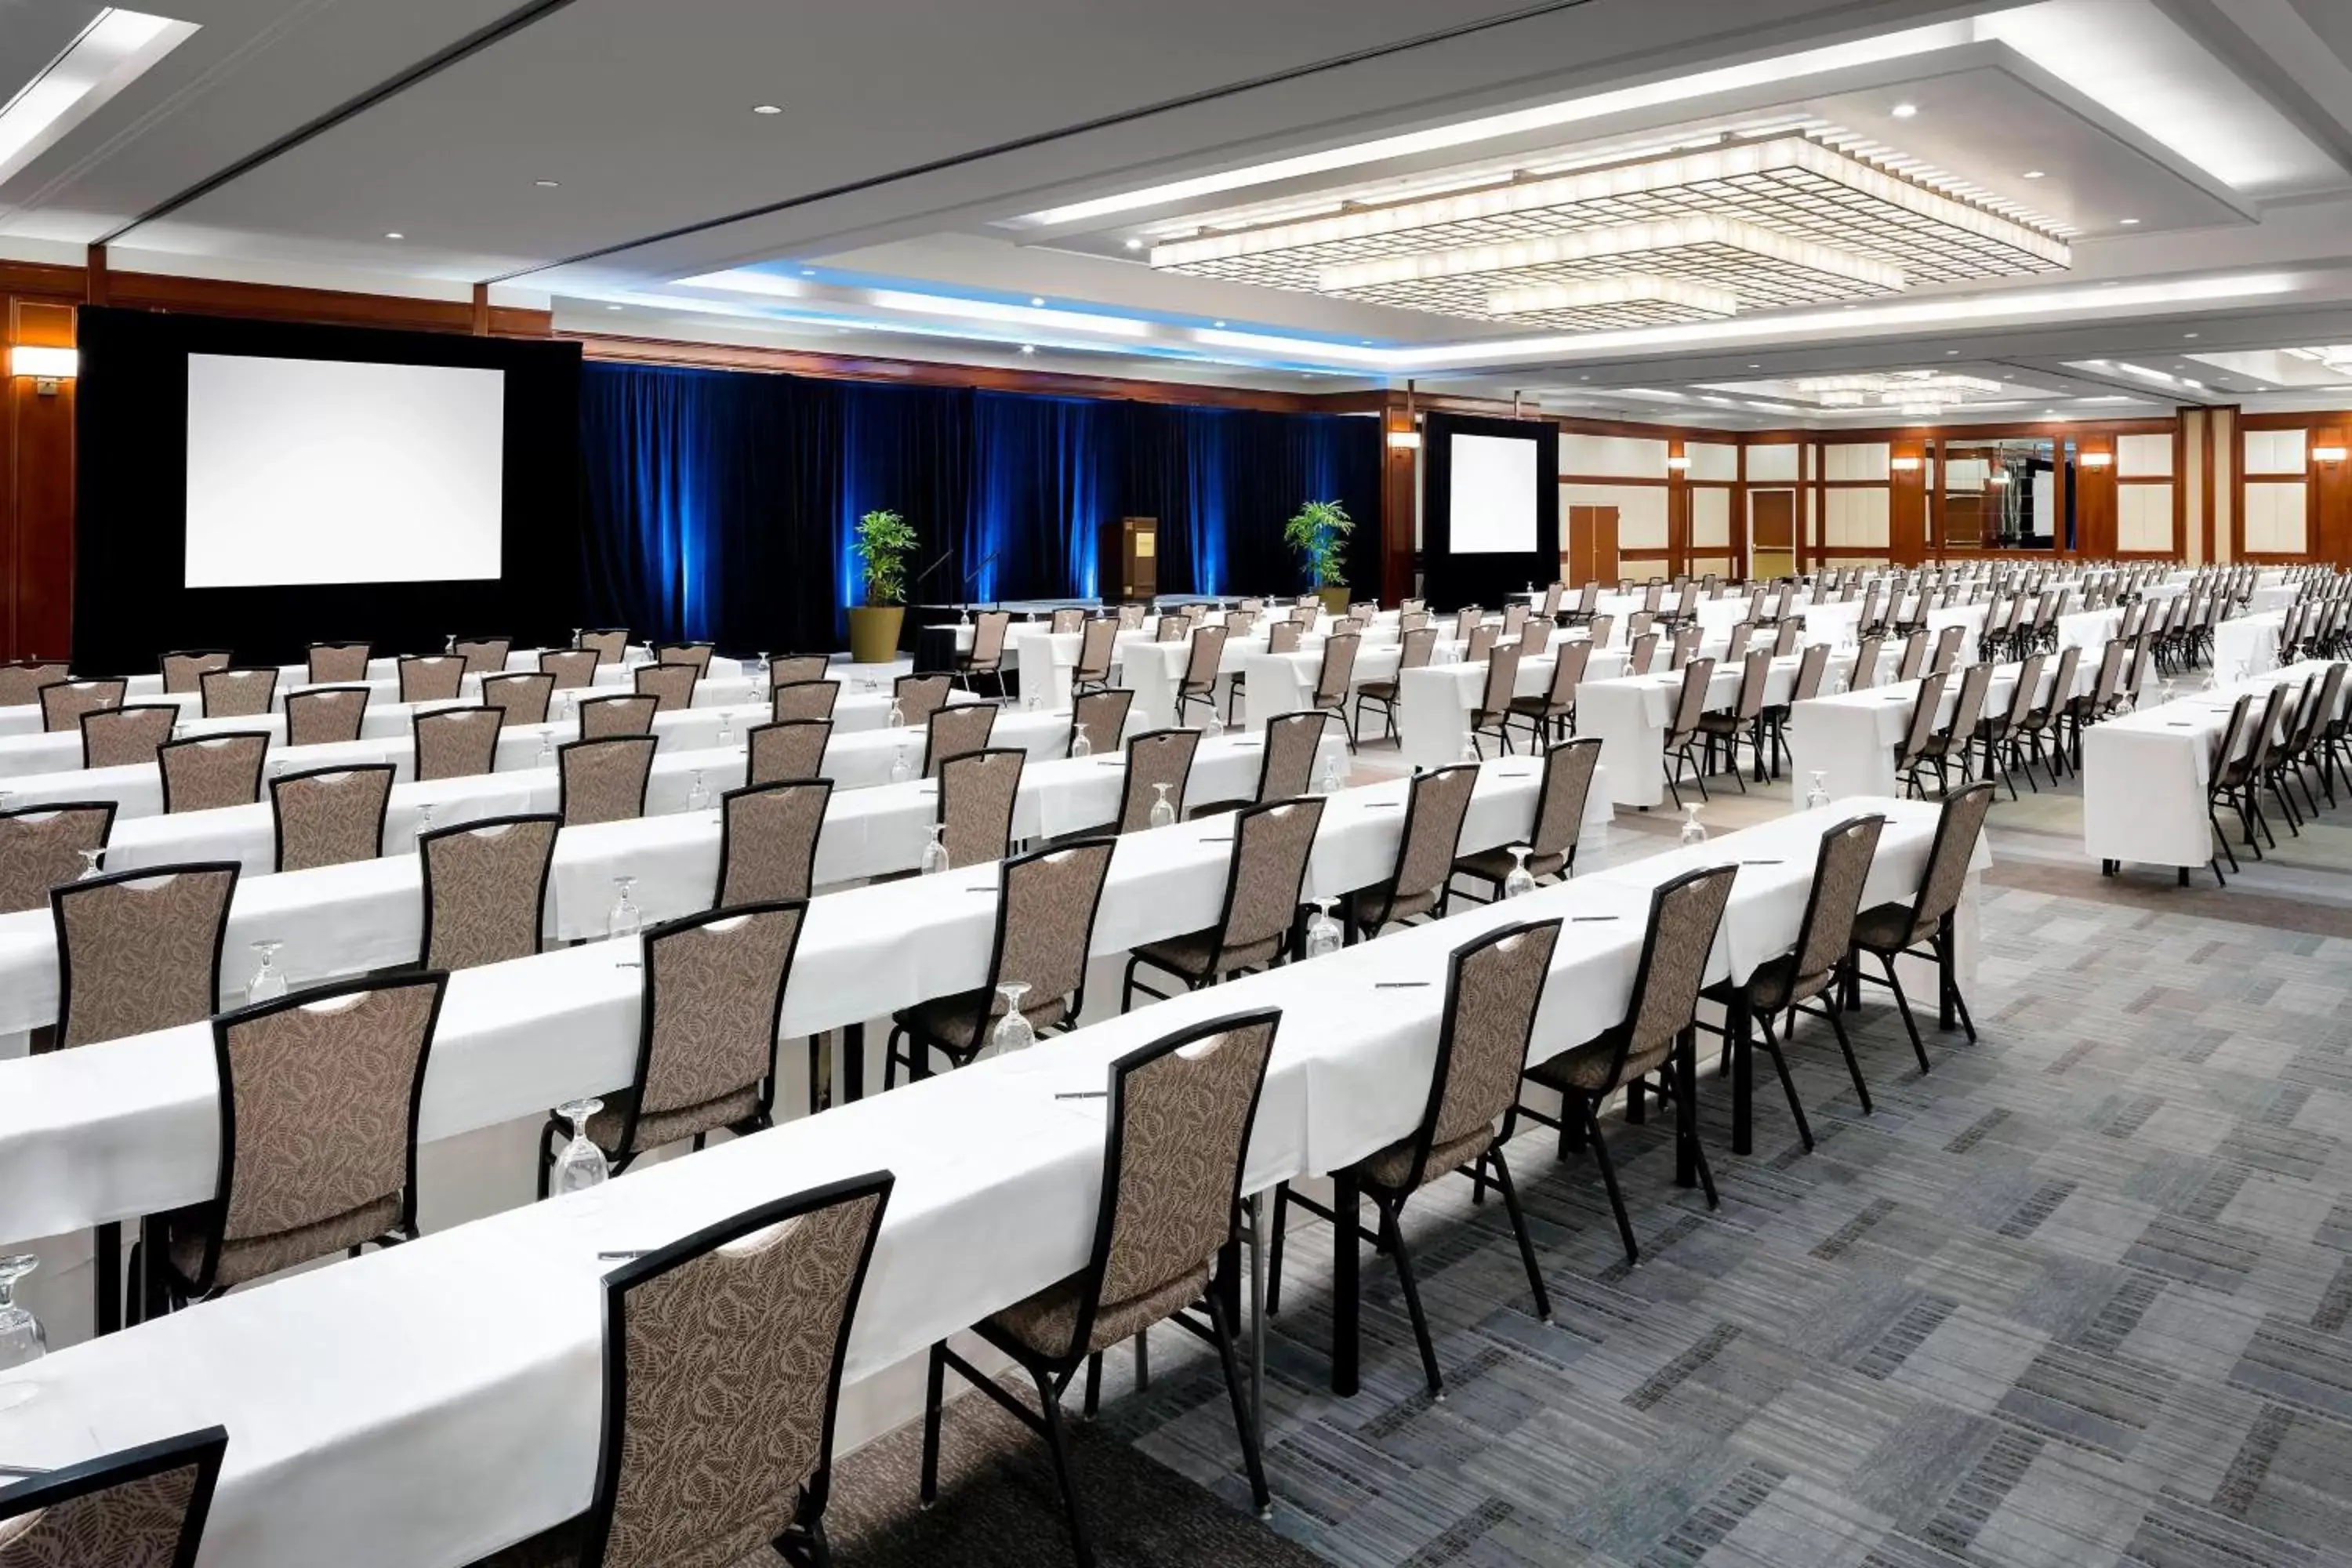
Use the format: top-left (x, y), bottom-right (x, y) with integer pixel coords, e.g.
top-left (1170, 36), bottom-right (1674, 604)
top-left (854, 508), bottom-right (918, 605)
top-left (1284, 499), bottom-right (1353, 589)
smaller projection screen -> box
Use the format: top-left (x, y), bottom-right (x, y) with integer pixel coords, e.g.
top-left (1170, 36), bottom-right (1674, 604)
top-left (1421, 413), bottom-right (1560, 610)
top-left (1447, 432), bottom-right (1541, 554)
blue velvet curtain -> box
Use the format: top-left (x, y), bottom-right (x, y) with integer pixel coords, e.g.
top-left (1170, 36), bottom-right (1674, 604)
top-left (579, 363), bottom-right (1381, 651)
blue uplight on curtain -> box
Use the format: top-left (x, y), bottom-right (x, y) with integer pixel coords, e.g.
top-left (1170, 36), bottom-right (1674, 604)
top-left (971, 393), bottom-right (1117, 604)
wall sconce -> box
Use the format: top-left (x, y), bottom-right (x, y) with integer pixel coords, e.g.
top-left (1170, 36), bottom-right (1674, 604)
top-left (1988, 473), bottom-right (2012, 487)
top-left (2080, 450), bottom-right (2114, 468)
top-left (7, 345), bottom-right (78, 396)
top-left (2315, 445), bottom-right (2348, 464)
top-left (1890, 455), bottom-right (1922, 472)
top-left (1665, 454), bottom-right (1691, 471)
top-left (1385, 429), bottom-right (1422, 451)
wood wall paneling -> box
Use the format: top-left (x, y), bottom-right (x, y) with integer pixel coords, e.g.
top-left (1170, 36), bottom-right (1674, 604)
top-left (5, 291), bottom-right (79, 659)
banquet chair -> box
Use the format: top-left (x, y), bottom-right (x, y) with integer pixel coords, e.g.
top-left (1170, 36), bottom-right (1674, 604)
top-left (198, 666), bottom-right (278, 720)
top-left (920, 1010), bottom-right (1277, 1559)
top-left (631, 661), bottom-right (699, 714)
top-left (1070, 617), bottom-right (1120, 698)
top-left (419, 814), bottom-right (559, 969)
top-left (577, 628), bottom-right (629, 666)
top-left (1722, 620), bottom-right (1753, 664)
top-left (1068, 688), bottom-right (1132, 758)
top-left (1123, 796), bottom-right (1323, 1006)
top-left (1465, 642), bottom-right (1523, 758)
top-left (1666, 625), bottom-right (1702, 672)
top-left (1266, 619), bottom-right (1304, 655)
top-left (451, 637), bottom-right (512, 677)
top-left (468, 1177), bottom-right (891, 1568)
top-left (1542, 582), bottom-right (1567, 618)
top-left (1849, 781), bottom-right (1993, 1074)
top-left (1972, 653), bottom-right (2045, 800)
top-left (0, 1425), bottom-right (229, 1566)
top-left (1269, 920), bottom-right (1561, 1395)
top-left (0, 659), bottom-right (68, 708)
top-left (1116, 603), bottom-right (1145, 630)
top-left (1189, 710), bottom-right (1330, 818)
top-left (79, 702), bottom-right (179, 768)
top-left (1502, 603), bottom-right (1531, 638)
top-left (716, 780), bottom-right (831, 905)
top-left (1849, 633), bottom-right (1884, 692)
top-left (483, 671), bottom-right (556, 727)
top-left (2065, 638), bottom-right (2130, 761)
top-left (1451, 737), bottom-right (1598, 902)
top-left (651, 640), bottom-right (713, 676)
top-left (1517, 619), bottom-right (1552, 661)
top-left (271, 764), bottom-right (394, 872)
top-left (40, 677), bottom-right (127, 733)
top-left (1908, 662), bottom-right (1991, 800)
top-left (771, 678), bottom-right (840, 724)
top-left (1894, 630), bottom-right (1928, 683)
top-left (1051, 607), bottom-right (1086, 634)
top-left (1660, 657), bottom-right (1719, 807)
top-left (768, 652), bottom-right (829, 688)
top-left (886, 837), bottom-right (1114, 1086)
top-left (1700, 814), bottom-right (1883, 1143)
top-left (0, 800), bottom-right (115, 913)
top-left (559, 736), bottom-right (657, 826)
top-left (538, 648), bottom-right (601, 690)
top-left (138, 971), bottom-right (446, 1317)
top-left (2262, 674), bottom-right (2325, 833)
top-left (1773, 619), bottom-right (1803, 657)
top-left (1627, 628), bottom-right (1658, 674)
top-left (2203, 694), bottom-right (2267, 871)
top-left (747, 717), bottom-right (832, 785)
top-left (1928, 624), bottom-right (1965, 677)
top-left (579, 693), bottom-right (658, 739)
top-left (161, 648), bottom-right (233, 693)
top-left (1301, 631), bottom-right (1363, 748)
top-left (1356, 624), bottom-right (1437, 742)
top-left (1091, 726), bottom-right (1200, 834)
top-left (159, 732), bottom-right (269, 813)
top-left (413, 706), bottom-right (504, 782)
top-left (1225, 608), bottom-right (1257, 640)
top-left (935, 746), bottom-right (1024, 869)
top-left (1155, 614), bottom-right (1186, 643)
top-left (922, 700), bottom-right (998, 778)
top-left (1346, 763), bottom-right (1478, 941)
top-left (1760, 642), bottom-right (1829, 773)
top-left (1454, 607), bottom-right (1483, 644)
top-left (1465, 623), bottom-right (1499, 665)
top-left (1399, 608), bottom-right (1431, 634)
top-left (397, 654), bottom-right (467, 703)
top-left (308, 641), bottom-right (372, 684)
top-left (285, 685), bottom-right (370, 746)
top-left (535, 902), bottom-right (805, 1194)
top-left (1695, 648), bottom-right (1771, 789)
top-left (1508, 863), bottom-right (1737, 1264)
top-left (52, 861), bottom-right (239, 1051)
top-left (956, 610), bottom-right (1012, 695)
top-left (1174, 624), bottom-right (1229, 728)
top-left (895, 672), bottom-right (953, 729)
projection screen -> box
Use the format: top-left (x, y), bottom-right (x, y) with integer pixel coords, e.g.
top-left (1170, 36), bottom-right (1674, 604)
top-left (1446, 432), bottom-right (1540, 554)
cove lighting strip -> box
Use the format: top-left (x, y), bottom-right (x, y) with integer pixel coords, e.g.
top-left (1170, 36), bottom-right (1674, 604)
top-left (0, 9), bottom-right (197, 183)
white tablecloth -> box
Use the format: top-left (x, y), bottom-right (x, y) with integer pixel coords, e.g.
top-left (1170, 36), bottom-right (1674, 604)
top-left (1394, 644), bottom-right (1632, 771)
top-left (2211, 612), bottom-right (2285, 678)
top-left (1574, 649), bottom-right (1880, 809)
top-left (1787, 655), bottom-right (2096, 803)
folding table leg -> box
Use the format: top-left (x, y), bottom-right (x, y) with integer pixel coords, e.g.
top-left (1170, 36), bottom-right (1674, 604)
top-left (841, 1024), bottom-right (866, 1103)
top-left (1331, 1171), bottom-right (1361, 1396)
top-left (94, 1221), bottom-right (122, 1336)
top-left (1730, 997), bottom-right (1755, 1157)
top-left (1673, 1027), bottom-right (1700, 1189)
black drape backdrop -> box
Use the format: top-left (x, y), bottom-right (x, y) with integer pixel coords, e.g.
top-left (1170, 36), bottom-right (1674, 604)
top-left (1420, 412), bottom-right (1561, 611)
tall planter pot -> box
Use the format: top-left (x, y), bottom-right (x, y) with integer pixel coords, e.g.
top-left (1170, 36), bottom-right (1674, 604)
top-left (1317, 586), bottom-right (1352, 618)
top-left (849, 604), bottom-right (905, 666)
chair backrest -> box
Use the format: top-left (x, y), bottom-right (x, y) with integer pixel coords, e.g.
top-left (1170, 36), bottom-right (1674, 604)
top-left (2089, 638), bottom-right (2127, 709)
top-left (0, 1426), bottom-right (230, 1568)
top-left (623, 902), bottom-right (805, 1148)
top-left (968, 611), bottom-right (1011, 664)
top-left (2005, 653), bottom-right (2046, 727)
top-left (159, 732), bottom-right (269, 813)
top-left (1480, 641), bottom-right (1521, 717)
top-left (539, 648), bottom-right (603, 690)
top-left (285, 685), bottom-right (370, 747)
top-left (1398, 626), bottom-right (1438, 672)
top-left (397, 655), bottom-right (467, 703)
top-left (1051, 607), bottom-right (1086, 634)
top-left (1205, 797), bottom-right (1324, 966)
top-left (0, 660), bottom-right (69, 709)
top-left (1601, 865), bottom-right (1738, 1083)
top-left (633, 662), bottom-right (699, 714)
top-left (1670, 625), bottom-right (1705, 671)
top-left (1542, 583), bottom-right (1566, 615)
top-left (1182, 625), bottom-right (1229, 688)
top-left (584, 1174), bottom-right (891, 1568)
top-left (1722, 622), bottom-right (1752, 663)
top-left (560, 735), bottom-right (658, 826)
top-left (412, 706), bottom-right (504, 782)
top-left (1257, 711), bottom-right (1329, 800)
top-left (1848, 634), bottom-right (1882, 691)
top-left (41, 677), bottom-right (126, 733)
top-left (79, 702), bottom-right (178, 769)
top-left (982, 838), bottom-right (1116, 1022)
top-left (1526, 736), bottom-right (1601, 862)
top-left (1629, 630), bottom-right (1659, 673)
top-left (769, 679), bottom-right (840, 724)
top-left (581, 693), bottom-right (660, 739)
top-left (1929, 624), bottom-right (1965, 676)
top-left (307, 642), bottom-right (372, 684)
top-left (1390, 764), bottom-right (1479, 902)
top-left (2211, 692), bottom-right (2257, 781)
top-left (1400, 919), bottom-right (1562, 1185)
top-left (1070, 688), bottom-right (1133, 757)
top-left (1896, 631), bottom-right (1928, 682)
top-left (198, 667), bottom-right (278, 720)
top-left (194, 972), bottom-right (445, 1287)
top-left (162, 649), bottom-right (233, 694)
top-left (272, 764), bottom-right (395, 873)
top-left (1790, 641), bottom-right (1831, 703)
top-left (1156, 614), bottom-right (1186, 644)
top-left (1399, 610), bottom-right (1430, 634)
top-left (1117, 728), bottom-right (1201, 831)
top-left (52, 862), bottom-right (239, 1050)
top-left (748, 718), bottom-right (832, 785)
top-left (894, 673), bottom-right (953, 728)
top-left (1733, 649), bottom-right (1770, 718)
top-left (0, 800), bottom-right (115, 916)
top-left (1544, 637), bottom-right (1592, 706)
top-left (717, 782), bottom-right (832, 906)
top-left (1117, 603), bottom-right (1145, 629)
top-left (652, 641), bottom-right (713, 675)
top-left (452, 637), bottom-right (513, 676)
top-left (579, 629), bottom-right (630, 666)
top-left (1900, 672), bottom-right (1950, 760)
top-left (768, 654), bottom-right (829, 688)
top-left (419, 814), bottom-right (559, 969)
top-left (1267, 619), bottom-right (1304, 655)
top-left (1668, 657), bottom-right (1716, 739)
top-left (1466, 624), bottom-right (1498, 664)
top-left (1503, 604), bottom-right (1530, 634)
top-left (1314, 633), bottom-right (1361, 705)
top-left (1946, 659), bottom-right (1994, 741)
top-left (1588, 613), bottom-right (1614, 650)
top-left (483, 672), bottom-right (555, 727)
top-left (1517, 619), bottom-right (1552, 659)
top-left (923, 701), bottom-right (999, 779)
top-left (1773, 619), bottom-right (1802, 656)
top-left (1907, 781), bottom-right (1994, 929)
top-left (937, 747), bottom-right (1023, 868)
top-left (1790, 814), bottom-right (1886, 985)
top-left (1073, 617), bottom-right (1119, 681)
top-left (1454, 607), bottom-right (1482, 642)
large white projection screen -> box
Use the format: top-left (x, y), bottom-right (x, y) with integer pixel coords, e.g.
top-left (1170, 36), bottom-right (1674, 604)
top-left (184, 354), bottom-right (506, 589)
top-left (1449, 433), bottom-right (1539, 554)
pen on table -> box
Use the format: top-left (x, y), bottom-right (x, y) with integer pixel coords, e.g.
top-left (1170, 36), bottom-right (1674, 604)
top-left (1054, 1090), bottom-right (1107, 1101)
top-left (597, 1250), bottom-right (650, 1262)
top-left (1572, 914), bottom-right (1621, 922)
top-left (1374, 980), bottom-right (1432, 989)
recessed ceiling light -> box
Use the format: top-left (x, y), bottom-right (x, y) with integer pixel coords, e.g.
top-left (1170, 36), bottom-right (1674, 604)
top-left (1123, 238), bottom-right (1142, 251)
top-left (535, 180), bottom-right (559, 188)
top-left (1019, 344), bottom-right (1036, 354)
top-left (2022, 170), bottom-right (2045, 180)
top-left (800, 268), bottom-right (815, 276)
top-left (1947, 349), bottom-right (1961, 356)
top-left (1029, 296), bottom-right (1045, 307)
top-left (383, 231), bottom-right (403, 240)
top-left (606, 303), bottom-right (622, 311)
top-left (753, 104), bottom-right (782, 114)
top-left (1360, 339), bottom-right (1374, 347)
top-left (2183, 332), bottom-right (2199, 339)
top-left (1748, 363), bottom-right (1760, 368)
top-left (2119, 217), bottom-right (2140, 226)
top-left (1892, 102), bottom-right (1918, 118)
top-left (1212, 320), bottom-right (1227, 328)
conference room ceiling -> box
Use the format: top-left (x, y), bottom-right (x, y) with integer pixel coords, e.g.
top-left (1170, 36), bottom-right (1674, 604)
top-left (3, 0), bottom-right (2352, 425)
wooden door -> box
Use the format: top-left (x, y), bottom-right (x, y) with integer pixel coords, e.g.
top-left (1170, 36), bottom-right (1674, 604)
top-left (1750, 490), bottom-right (1795, 581)
top-left (1567, 506), bottom-right (1618, 585)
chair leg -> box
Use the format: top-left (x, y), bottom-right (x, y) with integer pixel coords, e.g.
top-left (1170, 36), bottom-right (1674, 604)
top-left (1083, 1352), bottom-right (1103, 1420)
top-left (1202, 1288), bottom-right (1273, 1516)
top-left (919, 1343), bottom-right (947, 1507)
top-left (1880, 952), bottom-right (1933, 1074)
top-left (1379, 1202), bottom-right (1443, 1397)
top-left (1264, 1183), bottom-right (1289, 1317)
top-left (1584, 1101), bottom-right (1639, 1265)
top-left (1819, 987), bottom-right (1875, 1114)
top-left (1664, 1056), bottom-right (1719, 1210)
top-left (1030, 1364), bottom-right (1098, 1568)
top-left (1487, 1148), bottom-right (1553, 1324)
top-left (1937, 933), bottom-right (1978, 1044)
top-left (1755, 1011), bottom-right (1814, 1152)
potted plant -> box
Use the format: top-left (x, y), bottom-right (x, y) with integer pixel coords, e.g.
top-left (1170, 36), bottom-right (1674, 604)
top-left (850, 507), bottom-right (918, 664)
top-left (1286, 499), bottom-right (1355, 617)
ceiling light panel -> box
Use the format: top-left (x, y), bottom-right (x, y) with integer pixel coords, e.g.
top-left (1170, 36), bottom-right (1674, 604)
top-left (1482, 274), bottom-right (1740, 328)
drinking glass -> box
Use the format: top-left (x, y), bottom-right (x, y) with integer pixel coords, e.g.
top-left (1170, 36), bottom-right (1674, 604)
top-left (1070, 724), bottom-right (1093, 760)
top-left (1025, 691), bottom-right (1041, 714)
top-left (0, 1254), bottom-right (44, 1374)
top-left (757, 652), bottom-right (771, 688)
top-left (535, 728), bottom-right (555, 765)
top-left (686, 769), bottom-right (710, 812)
top-left (1149, 782), bottom-right (1176, 829)
top-left (1202, 705), bottom-right (1224, 740)
top-left (1679, 803), bottom-right (1708, 847)
top-left (889, 744), bottom-right (914, 784)
top-left (0, 789), bottom-right (12, 815)
top-left (413, 803), bottom-right (435, 848)
top-left (445, 634), bottom-right (457, 655)
top-left (990, 982), bottom-right (1035, 1054)
top-left (919, 823), bottom-right (950, 876)
top-left (608, 877), bottom-right (643, 965)
top-left (887, 699), bottom-right (906, 729)
top-left (1806, 771), bottom-right (1831, 811)
top-left (1503, 846), bottom-right (1537, 899)
top-left (245, 940), bottom-right (287, 1005)
top-left (549, 1101), bottom-right (609, 1197)
top-left (75, 847), bottom-right (106, 880)
top-left (717, 710), bottom-right (734, 746)
top-left (571, 627), bottom-right (583, 651)
top-left (1460, 737), bottom-right (1483, 764)
top-left (2158, 677), bottom-right (2177, 707)
top-left (1304, 898), bottom-right (1344, 959)
top-left (1319, 753), bottom-right (1345, 795)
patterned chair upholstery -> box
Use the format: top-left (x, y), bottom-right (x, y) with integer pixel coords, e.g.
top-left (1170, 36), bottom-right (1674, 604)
top-left (1850, 781), bottom-right (1993, 1068)
top-left (921, 701), bottom-right (997, 779)
top-left (159, 733), bottom-right (268, 814)
top-left (1507, 637), bottom-right (1588, 749)
top-left (747, 718), bottom-right (831, 786)
top-left (537, 648), bottom-right (601, 691)
top-left (956, 611), bottom-right (1011, 692)
top-left (307, 642), bottom-right (372, 684)
top-left (483, 672), bottom-right (555, 727)
top-left (576, 629), bottom-right (628, 667)
top-left (419, 815), bottom-right (559, 969)
top-left (1116, 604), bottom-right (1145, 630)
top-left (887, 837), bottom-right (1112, 1083)
top-left (451, 637), bottom-right (512, 677)
top-left (652, 641), bottom-right (713, 676)
top-left (893, 673), bottom-right (952, 729)
top-left (0, 800), bottom-right (115, 915)
top-left (770, 680), bottom-right (839, 724)
top-left (935, 747), bottom-right (1022, 869)
top-left (271, 764), bottom-right (395, 873)
top-left (1174, 625), bottom-right (1229, 727)
top-left (579, 694), bottom-right (657, 740)
top-left (1345, 763), bottom-right (1478, 938)
top-left (1105, 727), bottom-right (1199, 833)
top-left (160, 650), bottom-right (232, 694)
top-left (40, 678), bottom-right (126, 734)
top-left (539, 903), bottom-right (805, 1189)
top-left (147, 972), bottom-right (445, 1308)
top-left (196, 668), bottom-right (275, 720)
top-left (921, 1012), bottom-right (1279, 1553)
top-left (717, 780), bottom-right (830, 905)
top-left (79, 703), bottom-right (178, 769)
top-left (52, 862), bottom-right (238, 1050)
top-left (1266, 620), bottom-right (1303, 655)
top-left (1070, 619), bottom-right (1119, 696)
top-left (397, 655), bottom-right (468, 704)
top-left (413, 707), bottom-right (504, 782)
top-left (1454, 736), bottom-right (1597, 898)
top-left (1125, 796), bottom-right (1323, 1004)
top-left (1069, 688), bottom-right (1132, 757)
top-left (285, 686), bottom-right (370, 746)
top-left (0, 660), bottom-right (68, 710)
top-left (768, 653), bottom-right (829, 687)
top-left (0, 1426), bottom-right (228, 1568)
top-left (559, 737), bottom-right (657, 826)
top-left (632, 662), bottom-right (698, 714)
top-left (1307, 632), bottom-right (1362, 745)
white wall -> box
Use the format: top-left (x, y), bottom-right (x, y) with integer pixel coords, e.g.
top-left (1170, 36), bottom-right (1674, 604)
top-left (2118, 484), bottom-right (2173, 550)
top-left (1747, 444), bottom-right (1800, 482)
top-left (1824, 442), bottom-right (1891, 482)
top-left (2245, 428), bottom-right (2307, 477)
top-left (1686, 441), bottom-right (1738, 482)
top-left (2117, 433), bottom-right (2172, 477)
top-left (1562, 434), bottom-right (1668, 478)
top-left (1690, 487), bottom-right (1730, 549)
top-left (1823, 488), bottom-right (1890, 548)
top-left (2244, 480), bottom-right (2309, 552)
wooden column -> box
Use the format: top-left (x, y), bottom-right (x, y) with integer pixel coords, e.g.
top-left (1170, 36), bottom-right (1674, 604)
top-left (1379, 394), bottom-right (1417, 604)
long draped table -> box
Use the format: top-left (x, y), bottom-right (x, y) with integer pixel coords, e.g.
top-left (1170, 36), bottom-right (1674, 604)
top-left (1784, 655), bottom-right (2096, 803)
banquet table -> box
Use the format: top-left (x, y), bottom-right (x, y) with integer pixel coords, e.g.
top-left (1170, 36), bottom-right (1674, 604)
top-left (1119, 624), bottom-right (1401, 728)
top-left (0, 794), bottom-right (1971, 1568)
top-left (2055, 606), bottom-right (2122, 652)
top-left (1785, 655), bottom-right (2097, 803)
top-left (1392, 645), bottom-right (1635, 771)
top-left (2211, 611), bottom-right (2286, 677)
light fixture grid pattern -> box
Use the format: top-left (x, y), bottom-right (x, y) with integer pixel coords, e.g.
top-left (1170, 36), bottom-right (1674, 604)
top-left (1329, 239), bottom-right (1902, 320)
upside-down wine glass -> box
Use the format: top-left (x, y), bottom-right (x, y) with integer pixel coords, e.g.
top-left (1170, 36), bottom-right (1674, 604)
top-left (549, 1101), bottom-right (608, 1198)
top-left (1503, 846), bottom-right (1537, 900)
top-left (76, 846), bottom-right (106, 880)
top-left (1149, 782), bottom-right (1176, 829)
top-left (1806, 771), bottom-right (1831, 811)
top-left (887, 698), bottom-right (906, 729)
top-left (1679, 802), bottom-right (1708, 847)
top-left (608, 877), bottom-right (643, 966)
top-left (0, 1254), bottom-right (44, 1385)
top-left (1304, 897), bottom-right (1344, 960)
top-left (245, 940), bottom-right (287, 1005)
top-left (1070, 724), bottom-right (1093, 760)
top-left (889, 744), bottom-right (914, 785)
top-left (990, 982), bottom-right (1035, 1054)
top-left (686, 769), bottom-right (710, 813)
top-left (1319, 753), bottom-right (1345, 795)
top-left (919, 823), bottom-right (950, 877)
